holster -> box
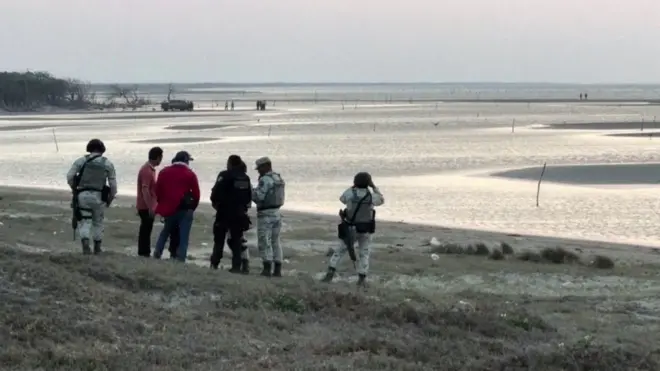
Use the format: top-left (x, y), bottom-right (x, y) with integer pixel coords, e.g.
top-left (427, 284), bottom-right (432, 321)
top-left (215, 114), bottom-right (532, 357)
top-left (101, 185), bottom-right (111, 205)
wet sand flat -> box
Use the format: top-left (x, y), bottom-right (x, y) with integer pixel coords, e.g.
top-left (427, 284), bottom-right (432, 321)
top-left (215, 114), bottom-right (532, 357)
top-left (130, 137), bottom-right (222, 144)
top-left (1, 185), bottom-right (660, 369)
top-left (491, 163), bottom-right (660, 185)
top-left (543, 121), bottom-right (660, 130)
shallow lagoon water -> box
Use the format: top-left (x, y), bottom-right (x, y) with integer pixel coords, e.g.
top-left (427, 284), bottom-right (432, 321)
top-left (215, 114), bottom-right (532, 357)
top-left (3, 100), bottom-right (660, 246)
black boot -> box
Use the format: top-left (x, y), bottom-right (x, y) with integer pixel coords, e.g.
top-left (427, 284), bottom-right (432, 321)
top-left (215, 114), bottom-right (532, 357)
top-left (241, 259), bottom-right (250, 275)
top-left (273, 262), bottom-right (282, 277)
top-left (93, 240), bottom-right (103, 255)
top-left (321, 267), bottom-right (336, 283)
top-left (81, 238), bottom-right (91, 255)
top-left (228, 259), bottom-right (242, 274)
top-left (357, 274), bottom-right (367, 287)
top-left (210, 261), bottom-right (219, 270)
top-left (260, 261), bottom-right (272, 277)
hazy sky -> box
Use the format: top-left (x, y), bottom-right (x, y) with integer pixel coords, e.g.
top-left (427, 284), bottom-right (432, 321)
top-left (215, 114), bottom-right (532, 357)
top-left (2, 0), bottom-right (659, 83)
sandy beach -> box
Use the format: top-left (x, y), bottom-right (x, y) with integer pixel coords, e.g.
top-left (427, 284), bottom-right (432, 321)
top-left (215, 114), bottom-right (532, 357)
top-left (2, 185), bottom-right (660, 369)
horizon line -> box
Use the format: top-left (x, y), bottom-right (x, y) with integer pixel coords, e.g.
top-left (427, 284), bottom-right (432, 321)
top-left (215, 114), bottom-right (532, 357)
top-left (87, 81), bottom-right (660, 86)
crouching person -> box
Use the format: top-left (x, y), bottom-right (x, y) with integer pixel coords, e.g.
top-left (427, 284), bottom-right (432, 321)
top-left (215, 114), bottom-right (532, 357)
top-left (153, 151), bottom-right (200, 262)
top-left (67, 139), bottom-right (117, 255)
top-left (322, 172), bottom-right (384, 286)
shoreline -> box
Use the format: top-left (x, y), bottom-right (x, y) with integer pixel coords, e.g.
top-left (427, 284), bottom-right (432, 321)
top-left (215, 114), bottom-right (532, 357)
top-left (2, 184), bottom-right (659, 258)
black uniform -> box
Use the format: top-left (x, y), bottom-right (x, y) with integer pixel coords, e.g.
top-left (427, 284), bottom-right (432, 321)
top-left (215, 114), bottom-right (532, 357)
top-left (209, 168), bottom-right (252, 271)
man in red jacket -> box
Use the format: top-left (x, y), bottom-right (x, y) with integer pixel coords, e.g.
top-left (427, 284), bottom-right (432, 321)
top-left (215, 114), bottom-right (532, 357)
top-left (153, 151), bottom-right (200, 262)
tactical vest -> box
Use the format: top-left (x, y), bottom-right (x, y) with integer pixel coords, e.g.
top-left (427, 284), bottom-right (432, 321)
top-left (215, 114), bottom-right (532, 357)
top-left (226, 171), bottom-right (252, 208)
top-left (77, 155), bottom-right (107, 192)
top-left (260, 172), bottom-right (285, 210)
top-left (345, 188), bottom-right (373, 224)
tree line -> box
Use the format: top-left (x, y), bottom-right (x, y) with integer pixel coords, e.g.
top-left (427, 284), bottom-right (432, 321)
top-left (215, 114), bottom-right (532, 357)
top-left (0, 71), bottom-right (152, 111)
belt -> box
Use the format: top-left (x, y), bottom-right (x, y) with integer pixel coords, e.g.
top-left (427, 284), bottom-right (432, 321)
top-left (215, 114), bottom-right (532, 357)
top-left (257, 206), bottom-right (281, 212)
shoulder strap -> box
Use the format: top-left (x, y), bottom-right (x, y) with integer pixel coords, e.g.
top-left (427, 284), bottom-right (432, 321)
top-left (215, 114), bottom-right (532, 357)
top-left (74, 154), bottom-right (102, 187)
top-left (348, 189), bottom-right (372, 224)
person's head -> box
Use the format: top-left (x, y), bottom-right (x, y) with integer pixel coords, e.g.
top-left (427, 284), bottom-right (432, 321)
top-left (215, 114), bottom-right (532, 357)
top-left (226, 154), bottom-right (243, 171)
top-left (353, 172), bottom-right (372, 189)
top-left (86, 138), bottom-right (106, 154)
top-left (239, 160), bottom-right (247, 173)
top-left (254, 156), bottom-right (272, 176)
top-left (172, 150), bottom-right (194, 165)
top-left (148, 146), bottom-right (164, 166)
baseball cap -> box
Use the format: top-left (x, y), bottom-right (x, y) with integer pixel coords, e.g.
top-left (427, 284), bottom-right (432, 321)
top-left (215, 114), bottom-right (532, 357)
top-left (172, 150), bottom-right (194, 164)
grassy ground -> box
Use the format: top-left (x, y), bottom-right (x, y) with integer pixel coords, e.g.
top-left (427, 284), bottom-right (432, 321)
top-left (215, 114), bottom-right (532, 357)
top-left (2, 186), bottom-right (660, 370)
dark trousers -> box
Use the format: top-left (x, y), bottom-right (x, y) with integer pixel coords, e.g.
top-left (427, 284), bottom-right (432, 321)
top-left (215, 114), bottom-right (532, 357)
top-left (137, 210), bottom-right (155, 257)
top-left (138, 209), bottom-right (180, 258)
top-left (210, 215), bottom-right (246, 268)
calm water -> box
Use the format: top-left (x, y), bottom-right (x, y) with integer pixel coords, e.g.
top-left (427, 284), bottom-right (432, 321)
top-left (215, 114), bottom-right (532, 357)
top-left (3, 84), bottom-right (660, 247)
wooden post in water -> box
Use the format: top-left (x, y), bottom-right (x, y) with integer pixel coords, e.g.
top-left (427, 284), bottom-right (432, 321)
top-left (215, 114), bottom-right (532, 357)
top-left (52, 128), bottom-right (59, 152)
top-left (536, 162), bottom-right (547, 207)
top-left (511, 119), bottom-right (516, 133)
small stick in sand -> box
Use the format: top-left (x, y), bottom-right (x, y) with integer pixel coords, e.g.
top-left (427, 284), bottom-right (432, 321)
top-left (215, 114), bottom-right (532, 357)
top-left (52, 128), bottom-right (59, 152)
top-left (267, 125), bottom-right (272, 137)
top-left (536, 162), bottom-right (547, 207)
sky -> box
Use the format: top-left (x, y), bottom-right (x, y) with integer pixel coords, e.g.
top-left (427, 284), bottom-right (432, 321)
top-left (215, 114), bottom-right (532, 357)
top-left (1, 0), bottom-right (659, 83)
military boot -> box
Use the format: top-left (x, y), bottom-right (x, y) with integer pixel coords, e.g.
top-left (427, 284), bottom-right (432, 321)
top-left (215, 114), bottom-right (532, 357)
top-left (93, 240), bottom-right (103, 255)
top-left (260, 261), bottom-right (272, 277)
top-left (228, 258), bottom-right (242, 274)
top-left (81, 238), bottom-right (91, 255)
top-left (241, 259), bottom-right (250, 275)
top-left (273, 262), bottom-right (283, 277)
top-left (321, 267), bottom-right (336, 283)
top-left (357, 274), bottom-right (367, 287)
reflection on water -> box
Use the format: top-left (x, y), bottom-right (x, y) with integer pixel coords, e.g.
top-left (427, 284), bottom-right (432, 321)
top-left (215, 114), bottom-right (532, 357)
top-left (3, 101), bottom-right (660, 246)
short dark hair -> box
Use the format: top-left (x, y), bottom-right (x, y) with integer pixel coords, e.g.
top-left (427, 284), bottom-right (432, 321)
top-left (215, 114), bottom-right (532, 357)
top-left (227, 154), bottom-right (243, 169)
top-left (86, 138), bottom-right (106, 153)
top-left (148, 146), bottom-right (163, 161)
top-left (353, 172), bottom-right (372, 188)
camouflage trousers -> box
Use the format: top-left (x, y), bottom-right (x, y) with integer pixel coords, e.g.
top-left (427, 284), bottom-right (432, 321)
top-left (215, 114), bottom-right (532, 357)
top-left (76, 191), bottom-right (106, 241)
top-left (329, 230), bottom-right (372, 275)
top-left (256, 213), bottom-right (282, 263)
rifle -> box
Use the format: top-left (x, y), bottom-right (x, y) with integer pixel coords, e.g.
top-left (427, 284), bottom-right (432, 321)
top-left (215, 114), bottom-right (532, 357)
top-left (337, 190), bottom-right (371, 269)
top-left (70, 154), bottom-right (101, 240)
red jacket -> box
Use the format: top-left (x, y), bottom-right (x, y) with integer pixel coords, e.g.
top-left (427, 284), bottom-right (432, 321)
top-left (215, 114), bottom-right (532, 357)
top-left (155, 162), bottom-right (201, 217)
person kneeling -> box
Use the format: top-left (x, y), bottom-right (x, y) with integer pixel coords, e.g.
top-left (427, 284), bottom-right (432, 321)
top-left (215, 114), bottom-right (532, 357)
top-left (322, 172), bottom-right (384, 286)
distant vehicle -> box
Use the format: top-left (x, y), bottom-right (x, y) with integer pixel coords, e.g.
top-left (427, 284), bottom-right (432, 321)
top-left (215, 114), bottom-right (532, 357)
top-left (161, 99), bottom-right (194, 111)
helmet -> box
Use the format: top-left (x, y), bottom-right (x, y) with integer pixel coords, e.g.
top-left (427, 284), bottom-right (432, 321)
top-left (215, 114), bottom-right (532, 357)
top-left (86, 139), bottom-right (106, 154)
top-left (353, 172), bottom-right (372, 188)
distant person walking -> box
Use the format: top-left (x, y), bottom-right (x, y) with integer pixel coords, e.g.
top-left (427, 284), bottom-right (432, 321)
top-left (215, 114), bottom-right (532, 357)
top-left (231, 100), bottom-right (235, 111)
top-left (579, 93), bottom-right (583, 100)
top-left (67, 139), bottom-right (117, 255)
top-left (136, 146), bottom-right (163, 257)
top-left (252, 157), bottom-right (286, 277)
top-left (153, 151), bottom-right (200, 262)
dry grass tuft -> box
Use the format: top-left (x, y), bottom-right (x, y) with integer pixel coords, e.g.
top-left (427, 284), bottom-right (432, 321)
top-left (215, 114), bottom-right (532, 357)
top-left (489, 248), bottom-right (505, 260)
top-left (500, 242), bottom-right (514, 255)
top-left (591, 255), bottom-right (616, 269)
top-left (540, 246), bottom-right (580, 264)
